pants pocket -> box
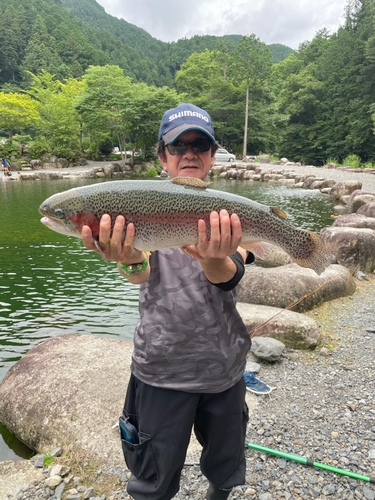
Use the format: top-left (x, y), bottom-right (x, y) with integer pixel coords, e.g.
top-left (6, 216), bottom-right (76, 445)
top-left (120, 412), bottom-right (158, 482)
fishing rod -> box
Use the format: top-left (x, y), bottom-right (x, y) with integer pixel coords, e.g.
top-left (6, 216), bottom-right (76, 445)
top-left (247, 442), bottom-right (375, 484)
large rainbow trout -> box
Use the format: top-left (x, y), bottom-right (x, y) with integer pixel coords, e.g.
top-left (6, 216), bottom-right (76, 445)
top-left (39, 177), bottom-right (333, 275)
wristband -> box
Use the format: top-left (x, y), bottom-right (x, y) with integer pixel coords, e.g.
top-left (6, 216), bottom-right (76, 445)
top-left (119, 258), bottom-right (149, 276)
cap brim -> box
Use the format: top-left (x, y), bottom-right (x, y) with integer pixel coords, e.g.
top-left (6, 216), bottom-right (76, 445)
top-left (163, 124), bottom-right (216, 144)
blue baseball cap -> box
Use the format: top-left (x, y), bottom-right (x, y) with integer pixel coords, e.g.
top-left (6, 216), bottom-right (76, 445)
top-left (158, 103), bottom-right (216, 144)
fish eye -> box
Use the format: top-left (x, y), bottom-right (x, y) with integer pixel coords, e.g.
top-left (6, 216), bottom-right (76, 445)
top-left (53, 209), bottom-right (65, 219)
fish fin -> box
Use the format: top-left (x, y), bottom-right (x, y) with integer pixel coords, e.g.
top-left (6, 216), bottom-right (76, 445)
top-left (240, 241), bottom-right (269, 260)
top-left (181, 245), bottom-right (203, 260)
top-left (172, 177), bottom-right (211, 188)
top-left (93, 238), bottom-right (108, 262)
top-left (271, 206), bottom-right (288, 219)
top-left (291, 231), bottom-right (335, 275)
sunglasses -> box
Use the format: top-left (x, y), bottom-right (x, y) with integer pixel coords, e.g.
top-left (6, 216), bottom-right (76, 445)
top-left (166, 138), bottom-right (212, 156)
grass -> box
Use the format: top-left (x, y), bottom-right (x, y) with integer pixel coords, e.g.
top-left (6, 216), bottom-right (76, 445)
top-left (326, 154), bottom-right (375, 169)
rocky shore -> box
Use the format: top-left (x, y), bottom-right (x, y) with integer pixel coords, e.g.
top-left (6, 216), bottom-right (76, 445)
top-left (1, 162), bottom-right (375, 500)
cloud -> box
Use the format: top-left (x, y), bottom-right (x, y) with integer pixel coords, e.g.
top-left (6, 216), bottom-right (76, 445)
top-left (97, 0), bottom-right (347, 49)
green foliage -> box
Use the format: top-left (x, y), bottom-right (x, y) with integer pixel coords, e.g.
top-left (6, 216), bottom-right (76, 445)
top-left (0, 0), bottom-right (293, 90)
top-left (27, 70), bottom-right (83, 151)
top-left (0, 92), bottom-right (38, 143)
top-left (268, 44), bottom-right (295, 64)
top-left (52, 145), bottom-right (76, 161)
top-left (13, 134), bottom-right (33, 145)
top-left (342, 154), bottom-right (362, 168)
top-left (99, 138), bottom-right (114, 155)
top-left (0, 140), bottom-right (20, 158)
top-left (28, 138), bottom-right (50, 159)
top-left (43, 453), bottom-right (54, 467)
top-left (235, 35), bottom-right (273, 157)
top-left (274, 2), bottom-right (375, 165)
top-left (76, 65), bottom-right (180, 166)
top-left (146, 166), bottom-right (158, 177)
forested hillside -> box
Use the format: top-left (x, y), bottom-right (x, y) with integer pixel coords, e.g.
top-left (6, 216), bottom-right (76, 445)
top-left (0, 0), bottom-right (293, 88)
top-left (273, 0), bottom-right (375, 164)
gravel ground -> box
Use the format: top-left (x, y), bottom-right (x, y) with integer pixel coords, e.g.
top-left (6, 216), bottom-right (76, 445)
top-left (6, 164), bottom-right (375, 500)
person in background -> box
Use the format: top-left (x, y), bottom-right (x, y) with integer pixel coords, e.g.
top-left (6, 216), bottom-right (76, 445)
top-left (82, 103), bottom-right (255, 500)
top-left (2, 158), bottom-right (11, 176)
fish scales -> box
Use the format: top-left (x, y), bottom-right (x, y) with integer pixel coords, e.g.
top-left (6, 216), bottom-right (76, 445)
top-left (39, 178), bottom-right (334, 275)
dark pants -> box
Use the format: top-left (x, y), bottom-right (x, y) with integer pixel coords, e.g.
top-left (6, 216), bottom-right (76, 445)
top-left (121, 375), bottom-right (249, 500)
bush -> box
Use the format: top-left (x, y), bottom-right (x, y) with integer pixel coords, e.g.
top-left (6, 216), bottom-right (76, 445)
top-left (99, 138), bottom-right (114, 156)
top-left (0, 140), bottom-right (20, 159)
top-left (52, 145), bottom-right (77, 162)
top-left (146, 167), bottom-right (158, 177)
top-left (29, 139), bottom-right (50, 159)
top-left (342, 154), bottom-right (362, 169)
top-left (13, 134), bottom-right (33, 146)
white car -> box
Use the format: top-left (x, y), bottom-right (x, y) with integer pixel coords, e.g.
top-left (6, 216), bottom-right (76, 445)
top-left (215, 148), bottom-right (236, 162)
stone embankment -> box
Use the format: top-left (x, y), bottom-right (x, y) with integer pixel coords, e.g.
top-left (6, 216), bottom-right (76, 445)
top-left (5, 160), bottom-right (157, 181)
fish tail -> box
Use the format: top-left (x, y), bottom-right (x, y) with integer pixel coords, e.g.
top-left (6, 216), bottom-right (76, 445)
top-left (292, 231), bottom-right (334, 275)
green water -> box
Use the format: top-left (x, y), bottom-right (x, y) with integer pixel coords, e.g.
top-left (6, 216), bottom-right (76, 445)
top-left (0, 176), bottom-right (335, 460)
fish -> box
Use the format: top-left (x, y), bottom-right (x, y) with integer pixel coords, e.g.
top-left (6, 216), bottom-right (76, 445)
top-left (38, 177), bottom-right (333, 275)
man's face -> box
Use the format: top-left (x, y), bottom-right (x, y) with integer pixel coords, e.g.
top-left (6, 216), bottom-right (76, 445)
top-left (159, 130), bottom-right (215, 181)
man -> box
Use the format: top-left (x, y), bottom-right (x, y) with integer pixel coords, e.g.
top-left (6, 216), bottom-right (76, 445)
top-left (82, 103), bottom-right (253, 500)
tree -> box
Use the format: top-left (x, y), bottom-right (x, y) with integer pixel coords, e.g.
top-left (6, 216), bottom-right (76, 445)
top-left (77, 65), bottom-right (180, 165)
top-left (125, 84), bottom-right (179, 163)
top-left (27, 70), bottom-right (84, 151)
top-left (21, 16), bottom-right (68, 85)
top-left (0, 5), bottom-right (28, 82)
top-left (235, 35), bottom-right (272, 157)
top-left (0, 92), bottom-right (38, 143)
top-left (277, 64), bottom-right (325, 163)
top-left (75, 65), bottom-right (135, 163)
top-left (175, 50), bottom-right (222, 101)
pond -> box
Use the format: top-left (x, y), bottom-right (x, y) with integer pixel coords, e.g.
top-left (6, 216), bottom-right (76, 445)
top-left (0, 176), bottom-right (335, 460)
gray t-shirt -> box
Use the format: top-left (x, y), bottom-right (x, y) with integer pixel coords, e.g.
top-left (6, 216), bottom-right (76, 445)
top-left (131, 248), bottom-right (251, 393)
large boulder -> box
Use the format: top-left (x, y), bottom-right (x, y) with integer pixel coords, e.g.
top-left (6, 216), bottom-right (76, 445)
top-left (357, 203), bottom-right (375, 217)
top-left (330, 181), bottom-right (362, 200)
top-left (253, 242), bottom-right (293, 267)
top-left (237, 264), bottom-right (355, 312)
top-left (0, 334), bottom-right (134, 466)
top-left (332, 214), bottom-right (375, 230)
top-left (56, 158), bottom-right (69, 169)
top-left (321, 226), bottom-right (375, 273)
top-left (30, 159), bottom-right (42, 170)
top-left (351, 194), bottom-right (375, 212)
top-left (237, 303), bottom-right (320, 349)
top-left (348, 189), bottom-right (375, 204)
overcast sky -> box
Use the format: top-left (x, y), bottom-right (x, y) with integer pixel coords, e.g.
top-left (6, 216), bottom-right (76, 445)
top-left (96, 0), bottom-right (348, 50)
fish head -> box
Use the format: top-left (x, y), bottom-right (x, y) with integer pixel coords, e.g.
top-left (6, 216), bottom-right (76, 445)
top-left (39, 188), bottom-right (100, 239)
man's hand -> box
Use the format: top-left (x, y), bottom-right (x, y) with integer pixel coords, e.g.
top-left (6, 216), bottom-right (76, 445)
top-left (196, 210), bottom-right (242, 260)
top-left (82, 214), bottom-right (144, 265)
top-left (182, 210), bottom-right (245, 284)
